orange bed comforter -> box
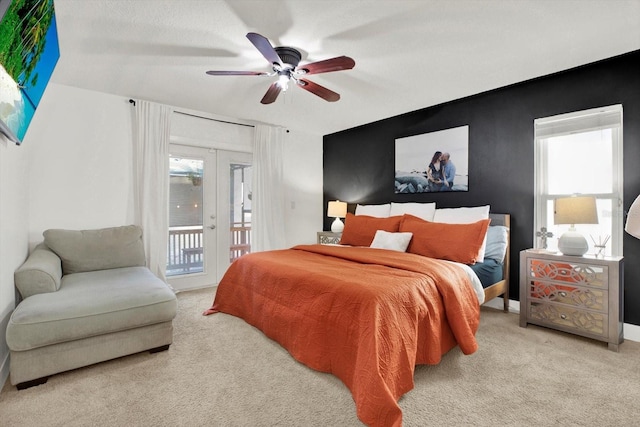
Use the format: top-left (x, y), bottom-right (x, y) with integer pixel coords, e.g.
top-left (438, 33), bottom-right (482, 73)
top-left (204, 244), bottom-right (481, 426)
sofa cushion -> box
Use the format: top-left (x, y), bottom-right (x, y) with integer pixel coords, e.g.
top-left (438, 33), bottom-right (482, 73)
top-left (43, 225), bottom-right (146, 275)
top-left (14, 244), bottom-right (62, 298)
top-left (6, 267), bottom-right (177, 352)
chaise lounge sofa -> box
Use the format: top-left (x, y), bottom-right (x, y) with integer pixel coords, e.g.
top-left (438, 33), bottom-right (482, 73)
top-left (6, 225), bottom-right (177, 389)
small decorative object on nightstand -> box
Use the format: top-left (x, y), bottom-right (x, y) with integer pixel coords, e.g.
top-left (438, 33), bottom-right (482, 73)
top-left (519, 249), bottom-right (624, 351)
top-left (317, 231), bottom-right (342, 245)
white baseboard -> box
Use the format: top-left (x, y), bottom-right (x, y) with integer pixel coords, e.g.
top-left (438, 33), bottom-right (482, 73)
top-left (484, 298), bottom-right (640, 343)
top-left (624, 322), bottom-right (640, 343)
top-left (173, 283), bottom-right (216, 293)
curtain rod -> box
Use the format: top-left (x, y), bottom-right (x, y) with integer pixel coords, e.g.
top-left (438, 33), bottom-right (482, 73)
top-left (174, 111), bottom-right (255, 128)
top-left (128, 99), bottom-right (254, 128)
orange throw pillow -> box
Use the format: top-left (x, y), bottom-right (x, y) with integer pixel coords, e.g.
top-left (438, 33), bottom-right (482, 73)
top-left (400, 214), bottom-right (491, 264)
top-left (339, 213), bottom-right (403, 246)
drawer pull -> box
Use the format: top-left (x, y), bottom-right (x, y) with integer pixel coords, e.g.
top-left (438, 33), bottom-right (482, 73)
top-left (560, 314), bottom-right (567, 320)
top-left (559, 291), bottom-right (567, 298)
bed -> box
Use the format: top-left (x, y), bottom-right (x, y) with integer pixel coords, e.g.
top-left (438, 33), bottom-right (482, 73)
top-left (478, 213), bottom-right (511, 311)
top-left (204, 210), bottom-right (510, 427)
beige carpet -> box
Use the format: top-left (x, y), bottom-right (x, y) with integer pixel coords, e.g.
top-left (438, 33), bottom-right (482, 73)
top-left (1, 287), bottom-right (639, 426)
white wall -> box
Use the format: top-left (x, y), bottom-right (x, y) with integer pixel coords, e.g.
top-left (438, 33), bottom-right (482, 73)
top-left (27, 83), bottom-right (136, 246)
top-left (0, 128), bottom-right (29, 387)
top-left (283, 128), bottom-right (323, 246)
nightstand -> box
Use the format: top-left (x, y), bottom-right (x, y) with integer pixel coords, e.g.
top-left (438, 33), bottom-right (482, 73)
top-left (519, 249), bottom-right (624, 351)
top-left (317, 231), bottom-right (342, 245)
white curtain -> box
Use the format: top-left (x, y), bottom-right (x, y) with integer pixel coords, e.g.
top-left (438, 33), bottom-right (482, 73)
top-left (252, 124), bottom-right (287, 252)
top-left (132, 100), bottom-right (173, 281)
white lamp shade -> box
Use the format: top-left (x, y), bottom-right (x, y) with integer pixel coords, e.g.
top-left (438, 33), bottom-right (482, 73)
top-left (554, 196), bottom-right (597, 256)
top-left (554, 196), bottom-right (598, 225)
top-left (327, 200), bottom-right (347, 218)
top-left (625, 195), bottom-right (640, 239)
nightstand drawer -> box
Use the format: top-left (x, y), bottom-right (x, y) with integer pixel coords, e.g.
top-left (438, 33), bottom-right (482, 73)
top-left (527, 259), bottom-right (608, 289)
top-left (528, 281), bottom-right (607, 312)
top-left (529, 302), bottom-right (607, 338)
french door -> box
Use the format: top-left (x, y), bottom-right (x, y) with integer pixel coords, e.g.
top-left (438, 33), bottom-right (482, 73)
top-left (166, 145), bottom-right (252, 291)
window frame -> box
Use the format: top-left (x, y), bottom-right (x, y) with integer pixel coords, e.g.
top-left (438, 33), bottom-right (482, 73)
top-left (534, 104), bottom-right (623, 256)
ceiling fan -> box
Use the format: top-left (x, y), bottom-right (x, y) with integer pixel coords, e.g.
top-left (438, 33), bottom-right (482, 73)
top-left (206, 32), bottom-right (355, 104)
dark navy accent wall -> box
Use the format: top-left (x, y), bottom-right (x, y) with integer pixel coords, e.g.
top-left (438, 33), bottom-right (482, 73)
top-left (323, 50), bottom-right (640, 325)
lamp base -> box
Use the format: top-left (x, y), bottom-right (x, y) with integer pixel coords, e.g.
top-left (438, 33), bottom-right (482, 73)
top-left (331, 217), bottom-right (344, 233)
top-left (558, 230), bottom-right (589, 256)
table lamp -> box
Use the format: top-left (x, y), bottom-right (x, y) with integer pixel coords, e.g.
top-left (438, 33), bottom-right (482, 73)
top-left (327, 200), bottom-right (347, 233)
top-left (625, 194), bottom-right (640, 239)
top-left (554, 196), bottom-right (598, 256)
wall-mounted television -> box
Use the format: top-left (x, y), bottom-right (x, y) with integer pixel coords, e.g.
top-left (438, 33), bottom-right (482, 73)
top-left (0, 0), bottom-right (59, 145)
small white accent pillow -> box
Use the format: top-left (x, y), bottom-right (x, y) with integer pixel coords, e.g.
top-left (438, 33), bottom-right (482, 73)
top-left (370, 230), bottom-right (413, 252)
top-left (355, 203), bottom-right (391, 218)
top-left (433, 205), bottom-right (490, 262)
top-left (389, 202), bottom-right (436, 221)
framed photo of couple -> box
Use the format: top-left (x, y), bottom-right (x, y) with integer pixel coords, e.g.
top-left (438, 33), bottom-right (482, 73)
top-left (394, 125), bottom-right (469, 193)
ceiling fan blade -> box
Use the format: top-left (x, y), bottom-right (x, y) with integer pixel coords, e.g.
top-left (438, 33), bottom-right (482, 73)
top-left (298, 56), bottom-right (355, 75)
top-left (206, 70), bottom-right (269, 76)
top-left (297, 78), bottom-right (340, 102)
top-left (246, 32), bottom-right (282, 66)
top-left (260, 82), bottom-right (282, 104)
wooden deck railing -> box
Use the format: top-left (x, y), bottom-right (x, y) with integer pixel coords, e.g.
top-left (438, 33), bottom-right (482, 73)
top-left (166, 224), bottom-right (251, 275)
top-left (230, 225), bottom-right (251, 262)
top-left (167, 226), bottom-right (204, 274)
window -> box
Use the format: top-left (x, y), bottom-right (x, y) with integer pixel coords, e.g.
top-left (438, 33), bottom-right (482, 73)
top-left (534, 105), bottom-right (623, 256)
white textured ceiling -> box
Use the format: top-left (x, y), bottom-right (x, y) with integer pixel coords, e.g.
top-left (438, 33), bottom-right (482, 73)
top-left (51, 0), bottom-right (640, 135)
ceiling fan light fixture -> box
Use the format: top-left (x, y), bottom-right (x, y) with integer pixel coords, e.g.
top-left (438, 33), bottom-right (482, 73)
top-left (277, 73), bottom-right (290, 91)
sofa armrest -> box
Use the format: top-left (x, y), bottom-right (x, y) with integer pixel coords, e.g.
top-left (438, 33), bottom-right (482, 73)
top-left (14, 243), bottom-right (63, 299)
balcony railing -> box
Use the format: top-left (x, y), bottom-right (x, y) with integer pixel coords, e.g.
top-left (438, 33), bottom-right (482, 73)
top-left (230, 225), bottom-right (251, 262)
top-left (166, 224), bottom-right (251, 276)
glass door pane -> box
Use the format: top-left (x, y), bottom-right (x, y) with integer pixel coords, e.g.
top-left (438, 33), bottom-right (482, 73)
top-left (216, 150), bottom-right (252, 282)
top-left (230, 162), bottom-right (252, 263)
top-left (167, 157), bottom-right (204, 276)
top-left (167, 145), bottom-right (218, 291)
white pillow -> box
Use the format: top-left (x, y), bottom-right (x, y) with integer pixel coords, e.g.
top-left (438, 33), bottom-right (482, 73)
top-left (433, 205), bottom-right (490, 262)
top-left (485, 225), bottom-right (508, 262)
top-left (355, 203), bottom-right (391, 218)
top-left (389, 202), bottom-right (436, 221)
top-left (433, 205), bottom-right (490, 223)
top-left (370, 230), bottom-right (413, 252)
